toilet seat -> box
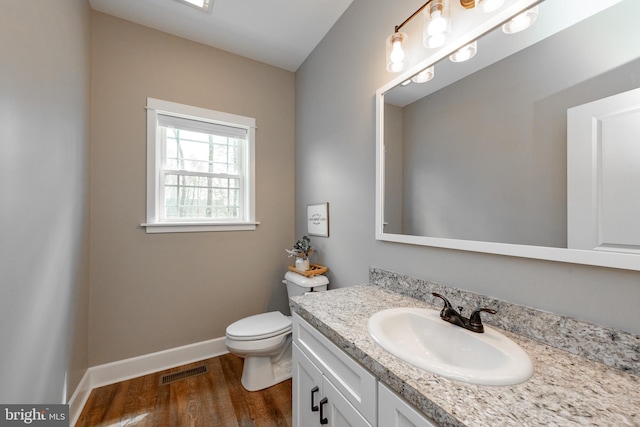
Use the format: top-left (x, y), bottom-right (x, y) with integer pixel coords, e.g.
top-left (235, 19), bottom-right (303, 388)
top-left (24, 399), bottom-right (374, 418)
top-left (226, 311), bottom-right (292, 341)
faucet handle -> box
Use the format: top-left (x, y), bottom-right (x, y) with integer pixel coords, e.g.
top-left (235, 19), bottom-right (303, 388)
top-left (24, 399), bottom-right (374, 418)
top-left (432, 293), bottom-right (453, 308)
top-left (432, 293), bottom-right (454, 318)
top-left (469, 308), bottom-right (497, 332)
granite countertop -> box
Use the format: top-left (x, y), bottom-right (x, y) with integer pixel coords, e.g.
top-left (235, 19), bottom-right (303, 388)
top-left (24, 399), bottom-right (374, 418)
top-left (290, 285), bottom-right (640, 427)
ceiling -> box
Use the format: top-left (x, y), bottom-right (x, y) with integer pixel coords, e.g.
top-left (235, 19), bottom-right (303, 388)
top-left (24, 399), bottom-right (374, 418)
top-left (89, 0), bottom-right (353, 71)
top-left (89, 0), bottom-right (353, 72)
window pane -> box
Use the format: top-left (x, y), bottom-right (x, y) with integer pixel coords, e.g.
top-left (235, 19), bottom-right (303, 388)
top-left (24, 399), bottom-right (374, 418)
top-left (164, 187), bottom-right (177, 208)
top-left (228, 145), bottom-right (239, 174)
top-left (213, 144), bottom-right (228, 162)
top-left (166, 139), bottom-right (177, 159)
top-left (229, 188), bottom-right (239, 205)
top-left (179, 129), bottom-right (210, 143)
top-left (165, 206), bottom-right (178, 217)
top-left (165, 174), bottom-right (177, 185)
top-left (161, 127), bottom-right (242, 176)
top-left (165, 159), bottom-right (178, 169)
top-left (162, 172), bottom-right (241, 220)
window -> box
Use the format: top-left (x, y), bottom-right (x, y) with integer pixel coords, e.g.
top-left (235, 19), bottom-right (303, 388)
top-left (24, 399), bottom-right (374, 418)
top-left (144, 98), bottom-right (257, 233)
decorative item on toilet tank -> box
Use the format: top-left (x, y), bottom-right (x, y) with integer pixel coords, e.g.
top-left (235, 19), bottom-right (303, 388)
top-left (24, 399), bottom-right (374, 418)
top-left (286, 235), bottom-right (315, 271)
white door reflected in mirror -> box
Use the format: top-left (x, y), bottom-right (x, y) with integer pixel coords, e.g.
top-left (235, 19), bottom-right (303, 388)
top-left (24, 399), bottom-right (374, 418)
top-left (568, 87), bottom-right (640, 254)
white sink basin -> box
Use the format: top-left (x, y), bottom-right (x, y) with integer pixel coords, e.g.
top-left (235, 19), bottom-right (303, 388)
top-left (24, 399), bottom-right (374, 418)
top-left (367, 307), bottom-right (533, 386)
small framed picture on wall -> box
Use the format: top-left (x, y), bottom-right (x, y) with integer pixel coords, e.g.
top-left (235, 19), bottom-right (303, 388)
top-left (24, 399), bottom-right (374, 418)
top-left (307, 203), bottom-right (329, 237)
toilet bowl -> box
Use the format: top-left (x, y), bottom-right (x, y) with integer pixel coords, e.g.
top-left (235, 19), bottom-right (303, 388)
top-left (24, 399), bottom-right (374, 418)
top-left (225, 272), bottom-right (329, 391)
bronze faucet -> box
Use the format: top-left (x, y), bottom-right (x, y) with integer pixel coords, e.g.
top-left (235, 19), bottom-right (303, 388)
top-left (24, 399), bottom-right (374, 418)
top-left (432, 293), bottom-right (496, 333)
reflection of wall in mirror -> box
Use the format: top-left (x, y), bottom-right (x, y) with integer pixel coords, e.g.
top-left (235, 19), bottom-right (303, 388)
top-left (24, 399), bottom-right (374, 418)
top-left (387, 2), bottom-right (640, 248)
top-left (384, 104), bottom-right (403, 234)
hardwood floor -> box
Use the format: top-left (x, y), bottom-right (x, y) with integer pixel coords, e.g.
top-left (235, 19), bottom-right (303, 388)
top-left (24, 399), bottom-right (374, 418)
top-left (76, 353), bottom-right (292, 427)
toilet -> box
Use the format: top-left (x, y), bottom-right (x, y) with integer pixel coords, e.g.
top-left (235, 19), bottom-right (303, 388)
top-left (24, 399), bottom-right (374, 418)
top-left (225, 271), bottom-right (329, 391)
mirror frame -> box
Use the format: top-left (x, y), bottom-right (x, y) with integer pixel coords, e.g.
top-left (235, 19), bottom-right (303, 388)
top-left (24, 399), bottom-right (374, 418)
top-left (375, 0), bottom-right (640, 271)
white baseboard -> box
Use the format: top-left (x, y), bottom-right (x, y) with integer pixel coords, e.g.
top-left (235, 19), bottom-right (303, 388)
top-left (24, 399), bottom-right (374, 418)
top-left (68, 336), bottom-right (228, 426)
top-left (67, 370), bottom-right (91, 427)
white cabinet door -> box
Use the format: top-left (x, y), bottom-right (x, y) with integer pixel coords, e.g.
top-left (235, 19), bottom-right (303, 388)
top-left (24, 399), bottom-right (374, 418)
top-left (293, 343), bottom-right (323, 427)
top-left (294, 343), bottom-right (373, 427)
top-left (378, 383), bottom-right (439, 427)
top-left (322, 377), bottom-right (373, 427)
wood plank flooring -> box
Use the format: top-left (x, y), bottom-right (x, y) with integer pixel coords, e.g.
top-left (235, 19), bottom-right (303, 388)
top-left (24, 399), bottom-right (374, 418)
top-left (76, 353), bottom-right (292, 427)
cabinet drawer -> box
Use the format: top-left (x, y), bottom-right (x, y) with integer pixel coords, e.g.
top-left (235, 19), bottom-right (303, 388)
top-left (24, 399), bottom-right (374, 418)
top-left (293, 313), bottom-right (377, 425)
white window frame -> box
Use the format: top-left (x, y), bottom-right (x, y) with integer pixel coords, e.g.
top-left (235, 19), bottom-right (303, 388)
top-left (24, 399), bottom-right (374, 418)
top-left (143, 98), bottom-right (258, 233)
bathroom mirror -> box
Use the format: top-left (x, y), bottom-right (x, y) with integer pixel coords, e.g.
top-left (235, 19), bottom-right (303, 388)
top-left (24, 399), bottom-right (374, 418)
top-left (376, 0), bottom-right (640, 270)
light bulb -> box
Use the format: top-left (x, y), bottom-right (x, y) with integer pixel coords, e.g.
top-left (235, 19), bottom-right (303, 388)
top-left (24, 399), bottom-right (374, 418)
top-left (390, 39), bottom-right (404, 63)
top-left (428, 10), bottom-right (447, 35)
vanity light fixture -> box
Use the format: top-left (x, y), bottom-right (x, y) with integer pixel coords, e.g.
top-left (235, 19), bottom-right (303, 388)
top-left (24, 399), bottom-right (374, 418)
top-left (386, 0), bottom-right (538, 72)
top-left (502, 5), bottom-right (539, 33)
top-left (449, 40), bottom-right (477, 62)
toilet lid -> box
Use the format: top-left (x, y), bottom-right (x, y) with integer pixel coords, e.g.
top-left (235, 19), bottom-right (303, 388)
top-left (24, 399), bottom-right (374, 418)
top-left (226, 311), bottom-right (292, 341)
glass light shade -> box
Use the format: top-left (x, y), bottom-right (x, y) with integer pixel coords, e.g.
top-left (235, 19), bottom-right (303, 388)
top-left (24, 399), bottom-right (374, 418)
top-left (386, 32), bottom-right (407, 73)
top-left (184, 0), bottom-right (206, 7)
top-left (502, 6), bottom-right (539, 34)
top-left (425, 34), bottom-right (447, 48)
top-left (174, 0), bottom-right (212, 12)
top-left (449, 41), bottom-right (478, 62)
top-left (423, 0), bottom-right (450, 49)
top-left (476, 0), bottom-right (506, 13)
top-left (411, 66), bottom-right (435, 83)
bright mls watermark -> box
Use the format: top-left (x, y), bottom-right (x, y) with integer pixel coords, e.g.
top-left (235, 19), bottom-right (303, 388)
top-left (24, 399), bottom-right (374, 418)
top-left (1, 405), bottom-right (68, 426)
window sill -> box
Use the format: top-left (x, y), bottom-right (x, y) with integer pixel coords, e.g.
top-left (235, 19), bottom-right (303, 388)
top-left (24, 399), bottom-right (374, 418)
top-left (140, 221), bottom-right (260, 234)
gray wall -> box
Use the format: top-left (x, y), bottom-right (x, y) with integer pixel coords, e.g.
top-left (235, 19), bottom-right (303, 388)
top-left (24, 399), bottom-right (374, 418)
top-left (0, 0), bottom-right (91, 403)
top-left (90, 12), bottom-right (296, 365)
top-left (295, 0), bottom-right (640, 335)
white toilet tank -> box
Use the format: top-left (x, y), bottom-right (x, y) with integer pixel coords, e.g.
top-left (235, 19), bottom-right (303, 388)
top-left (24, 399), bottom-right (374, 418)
top-left (283, 271), bottom-right (328, 297)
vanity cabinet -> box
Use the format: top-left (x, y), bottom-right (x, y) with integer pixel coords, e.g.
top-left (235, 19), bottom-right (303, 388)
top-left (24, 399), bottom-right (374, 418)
top-left (292, 313), bottom-right (439, 427)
